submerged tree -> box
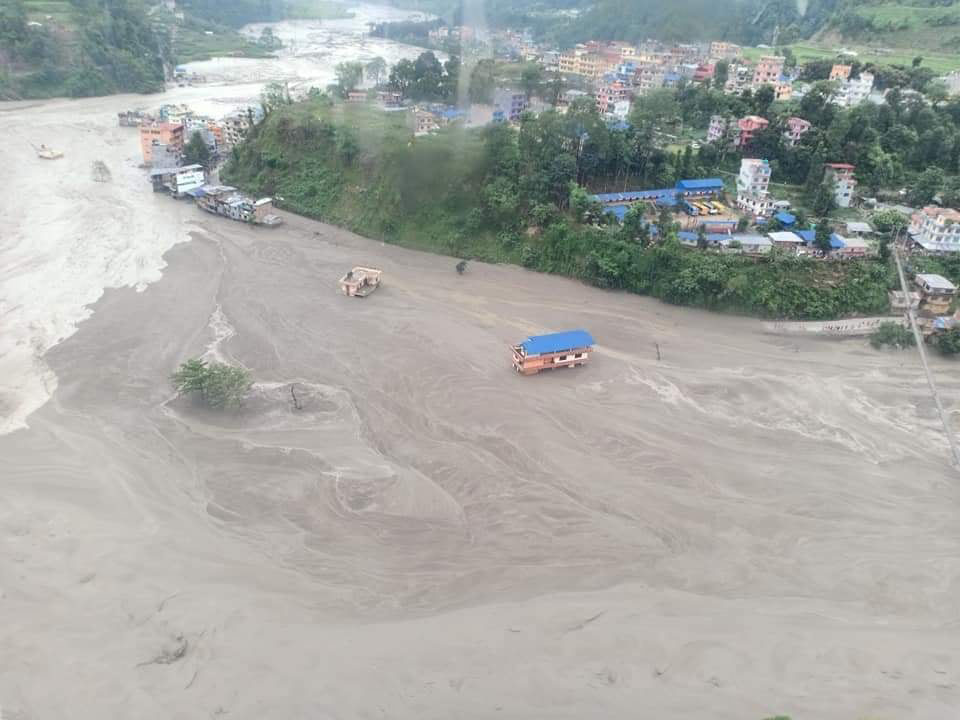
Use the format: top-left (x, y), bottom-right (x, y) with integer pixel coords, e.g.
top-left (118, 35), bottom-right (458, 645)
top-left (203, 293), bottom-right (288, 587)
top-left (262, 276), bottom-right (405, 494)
top-left (171, 358), bottom-right (252, 409)
top-left (183, 130), bottom-right (211, 167)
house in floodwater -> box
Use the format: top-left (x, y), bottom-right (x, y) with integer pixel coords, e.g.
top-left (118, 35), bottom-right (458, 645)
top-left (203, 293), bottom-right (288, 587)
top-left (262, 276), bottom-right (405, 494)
top-left (511, 329), bottom-right (595, 375)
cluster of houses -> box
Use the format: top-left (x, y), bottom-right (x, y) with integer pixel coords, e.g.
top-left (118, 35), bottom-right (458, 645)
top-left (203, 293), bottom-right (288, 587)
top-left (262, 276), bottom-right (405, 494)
top-left (122, 103), bottom-right (263, 168)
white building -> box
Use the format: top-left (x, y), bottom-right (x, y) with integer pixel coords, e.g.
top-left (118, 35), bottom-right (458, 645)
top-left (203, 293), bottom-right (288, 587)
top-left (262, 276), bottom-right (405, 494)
top-left (824, 163), bottom-right (856, 208)
top-left (736, 158), bottom-right (772, 217)
top-left (909, 206), bottom-right (960, 254)
top-left (833, 72), bottom-right (874, 108)
top-left (706, 114), bottom-right (735, 143)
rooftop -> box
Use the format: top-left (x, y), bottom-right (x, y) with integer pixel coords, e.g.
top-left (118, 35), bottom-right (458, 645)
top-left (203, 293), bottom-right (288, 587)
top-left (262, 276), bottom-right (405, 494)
top-left (520, 330), bottom-right (595, 356)
top-left (675, 178), bottom-right (724, 191)
top-left (774, 211), bottom-right (796, 226)
top-left (768, 231), bottom-right (803, 244)
top-left (916, 273), bottom-right (957, 291)
top-left (845, 221), bottom-right (873, 233)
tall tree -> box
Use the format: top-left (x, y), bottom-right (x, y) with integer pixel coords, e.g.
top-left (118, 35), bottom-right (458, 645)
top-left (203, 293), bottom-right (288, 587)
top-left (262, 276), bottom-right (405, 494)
top-left (365, 56), bottom-right (387, 86)
top-left (183, 130), bottom-right (211, 167)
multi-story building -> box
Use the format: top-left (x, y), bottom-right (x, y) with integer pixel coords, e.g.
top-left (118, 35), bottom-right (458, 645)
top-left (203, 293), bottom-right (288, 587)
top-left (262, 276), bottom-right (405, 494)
top-left (829, 64), bottom-right (852, 81)
top-left (139, 122), bottom-right (184, 165)
top-left (735, 115), bottom-right (769, 148)
top-left (908, 206), bottom-right (960, 254)
top-left (914, 273), bottom-right (958, 315)
top-left (752, 55), bottom-right (785, 87)
top-left (222, 111), bottom-right (256, 147)
top-left (774, 80), bottom-right (793, 101)
top-left (833, 72), bottom-right (874, 107)
top-left (635, 62), bottom-right (665, 93)
top-left (595, 82), bottom-right (630, 115)
top-left (707, 114), bottom-right (735, 143)
top-left (693, 63), bottom-right (714, 83)
top-left (708, 41), bottom-right (742, 60)
top-left (492, 89), bottom-right (528, 122)
top-left (724, 63), bottom-right (753, 94)
top-left (824, 163), bottom-right (856, 208)
top-left (558, 45), bottom-right (603, 79)
top-left (736, 158), bottom-right (772, 217)
top-left (783, 116), bottom-right (811, 146)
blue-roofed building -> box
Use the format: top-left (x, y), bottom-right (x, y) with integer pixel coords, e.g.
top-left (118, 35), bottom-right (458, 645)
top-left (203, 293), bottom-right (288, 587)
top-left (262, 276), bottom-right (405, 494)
top-left (675, 178), bottom-right (724, 196)
top-left (829, 233), bottom-right (846, 249)
top-left (775, 211), bottom-right (796, 226)
top-left (512, 330), bottom-right (595, 375)
top-left (795, 229), bottom-right (815, 245)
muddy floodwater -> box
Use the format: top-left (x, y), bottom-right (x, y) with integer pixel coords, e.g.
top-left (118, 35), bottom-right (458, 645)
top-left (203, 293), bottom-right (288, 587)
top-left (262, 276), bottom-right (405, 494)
top-left (2, 7), bottom-right (960, 719)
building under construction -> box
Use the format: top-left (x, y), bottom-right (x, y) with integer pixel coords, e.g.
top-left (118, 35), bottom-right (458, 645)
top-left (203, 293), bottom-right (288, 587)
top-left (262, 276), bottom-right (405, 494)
top-left (511, 330), bottom-right (595, 375)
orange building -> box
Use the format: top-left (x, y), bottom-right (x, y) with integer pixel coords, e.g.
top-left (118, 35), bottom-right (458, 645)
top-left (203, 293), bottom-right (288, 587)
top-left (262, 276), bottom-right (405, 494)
top-left (139, 122), bottom-right (184, 165)
top-left (511, 330), bottom-right (594, 375)
top-left (830, 64), bottom-right (852, 81)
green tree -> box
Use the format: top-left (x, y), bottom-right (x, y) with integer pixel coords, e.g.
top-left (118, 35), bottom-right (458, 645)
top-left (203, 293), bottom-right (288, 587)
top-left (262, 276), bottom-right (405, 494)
top-left (872, 209), bottom-right (908, 234)
top-left (261, 80), bottom-right (290, 113)
top-left (812, 177), bottom-right (837, 216)
top-left (335, 61), bottom-right (364, 97)
top-left (713, 60), bottom-right (728, 89)
top-left (934, 328), bottom-right (960, 354)
top-left (170, 358), bottom-right (208, 396)
top-left (365, 56), bottom-right (387, 86)
top-left (171, 358), bottom-right (252, 408)
top-left (814, 221), bottom-right (832, 254)
top-left (909, 167), bottom-right (945, 207)
top-left (520, 63), bottom-right (543, 100)
top-left (183, 130), bottom-right (211, 167)
top-left (870, 322), bottom-right (914, 349)
top-left (696, 224), bottom-right (708, 249)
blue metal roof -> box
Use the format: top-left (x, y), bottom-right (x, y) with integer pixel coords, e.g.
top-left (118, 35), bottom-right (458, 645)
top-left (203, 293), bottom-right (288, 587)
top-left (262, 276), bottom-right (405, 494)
top-left (775, 211), bottom-right (796, 225)
top-left (795, 229), bottom-right (815, 244)
top-left (591, 188), bottom-right (676, 203)
top-left (676, 178), bottom-right (724, 191)
top-left (521, 330), bottom-right (595, 356)
top-left (829, 233), bottom-right (846, 249)
top-left (603, 204), bottom-right (630, 221)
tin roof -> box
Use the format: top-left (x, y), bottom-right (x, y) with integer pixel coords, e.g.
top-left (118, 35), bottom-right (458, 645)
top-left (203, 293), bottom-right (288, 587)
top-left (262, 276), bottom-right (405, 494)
top-left (521, 330), bottom-right (595, 356)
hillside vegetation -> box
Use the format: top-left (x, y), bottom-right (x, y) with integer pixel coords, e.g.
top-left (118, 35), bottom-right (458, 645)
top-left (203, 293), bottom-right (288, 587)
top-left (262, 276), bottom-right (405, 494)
top-left (1, 0), bottom-right (170, 99)
top-left (223, 96), bottom-right (894, 321)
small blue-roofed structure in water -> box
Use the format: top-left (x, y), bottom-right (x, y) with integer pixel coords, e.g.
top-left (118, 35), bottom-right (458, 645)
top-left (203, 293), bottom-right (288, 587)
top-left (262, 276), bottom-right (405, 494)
top-left (512, 330), bottom-right (595, 375)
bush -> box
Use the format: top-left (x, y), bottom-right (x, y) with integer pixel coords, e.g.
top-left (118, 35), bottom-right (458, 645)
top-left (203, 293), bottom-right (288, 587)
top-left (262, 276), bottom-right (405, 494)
top-left (933, 328), bottom-right (960, 354)
top-left (870, 321), bottom-right (914, 349)
top-left (171, 358), bottom-right (253, 408)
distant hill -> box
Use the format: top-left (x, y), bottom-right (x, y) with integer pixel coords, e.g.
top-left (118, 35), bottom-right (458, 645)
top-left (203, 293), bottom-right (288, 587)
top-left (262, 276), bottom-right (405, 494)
top-left (388, 0), bottom-right (960, 53)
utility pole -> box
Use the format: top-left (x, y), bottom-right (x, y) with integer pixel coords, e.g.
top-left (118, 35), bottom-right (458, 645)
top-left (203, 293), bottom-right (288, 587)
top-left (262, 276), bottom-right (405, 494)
top-left (893, 234), bottom-right (960, 468)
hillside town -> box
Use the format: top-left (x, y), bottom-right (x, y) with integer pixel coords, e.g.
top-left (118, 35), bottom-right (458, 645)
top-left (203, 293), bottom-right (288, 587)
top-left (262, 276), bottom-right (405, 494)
top-left (120, 20), bottom-right (960, 348)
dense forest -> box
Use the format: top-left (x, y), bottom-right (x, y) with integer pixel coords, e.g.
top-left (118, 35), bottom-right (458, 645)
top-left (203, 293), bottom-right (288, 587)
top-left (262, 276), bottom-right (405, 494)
top-left (0, 0), bottom-right (170, 99)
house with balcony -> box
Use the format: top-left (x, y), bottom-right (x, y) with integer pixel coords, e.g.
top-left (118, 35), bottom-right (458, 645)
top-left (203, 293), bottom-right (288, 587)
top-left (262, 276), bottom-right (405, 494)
top-left (909, 206), bottom-right (960, 254)
top-left (736, 158), bottom-right (772, 217)
top-left (824, 163), bottom-right (856, 208)
top-left (783, 116), bottom-right (811, 146)
top-left (735, 115), bottom-right (769, 148)
top-left (752, 56), bottom-right (785, 88)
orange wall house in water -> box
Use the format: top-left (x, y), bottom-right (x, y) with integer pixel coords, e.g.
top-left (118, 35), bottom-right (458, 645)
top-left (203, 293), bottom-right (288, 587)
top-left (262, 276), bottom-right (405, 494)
top-left (511, 330), bottom-right (595, 375)
top-left (139, 122), bottom-right (184, 165)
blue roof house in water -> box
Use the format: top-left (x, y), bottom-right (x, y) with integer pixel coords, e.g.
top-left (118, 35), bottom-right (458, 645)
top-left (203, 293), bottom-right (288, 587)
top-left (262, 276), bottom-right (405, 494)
top-left (512, 330), bottom-right (596, 375)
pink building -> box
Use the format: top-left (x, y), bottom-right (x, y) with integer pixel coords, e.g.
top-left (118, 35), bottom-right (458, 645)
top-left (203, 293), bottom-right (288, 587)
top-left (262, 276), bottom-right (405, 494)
top-left (783, 116), bottom-right (811, 146)
top-left (595, 82), bottom-right (630, 114)
top-left (752, 56), bottom-right (785, 87)
top-left (736, 115), bottom-right (769, 148)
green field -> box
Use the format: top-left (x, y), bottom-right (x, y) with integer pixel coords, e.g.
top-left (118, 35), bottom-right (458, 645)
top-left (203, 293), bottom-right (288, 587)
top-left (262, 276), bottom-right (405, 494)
top-left (173, 25), bottom-right (277, 63)
top-left (743, 42), bottom-right (960, 73)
